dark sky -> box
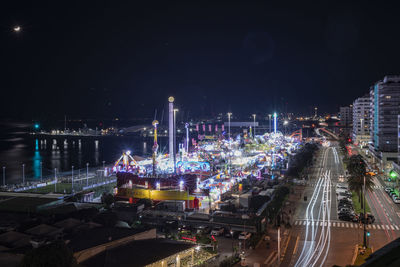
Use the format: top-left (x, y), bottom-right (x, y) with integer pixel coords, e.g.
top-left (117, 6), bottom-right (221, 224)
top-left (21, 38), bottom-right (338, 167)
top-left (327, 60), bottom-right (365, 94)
top-left (1, 1), bottom-right (400, 120)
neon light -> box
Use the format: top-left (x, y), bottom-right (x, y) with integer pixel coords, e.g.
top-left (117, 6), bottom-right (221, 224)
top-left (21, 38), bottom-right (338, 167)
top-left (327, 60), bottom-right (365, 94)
top-left (273, 112), bottom-right (277, 134)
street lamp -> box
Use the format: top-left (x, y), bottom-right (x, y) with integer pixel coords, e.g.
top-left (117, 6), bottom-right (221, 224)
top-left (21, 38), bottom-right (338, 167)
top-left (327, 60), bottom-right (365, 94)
top-left (71, 166), bottom-right (74, 194)
top-left (173, 108), bottom-right (179, 174)
top-left (86, 163), bottom-right (89, 187)
top-left (40, 161), bottom-right (43, 182)
top-left (227, 113), bottom-right (232, 141)
top-left (252, 114), bottom-right (256, 138)
top-left (2, 166), bottom-right (5, 187)
top-left (268, 114), bottom-right (272, 133)
top-left (22, 164), bottom-right (25, 185)
top-left (227, 112), bottom-right (232, 176)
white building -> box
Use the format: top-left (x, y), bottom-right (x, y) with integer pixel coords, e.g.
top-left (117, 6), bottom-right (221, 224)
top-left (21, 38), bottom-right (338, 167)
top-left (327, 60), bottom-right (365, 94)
top-left (352, 95), bottom-right (371, 147)
top-left (369, 75), bottom-right (400, 172)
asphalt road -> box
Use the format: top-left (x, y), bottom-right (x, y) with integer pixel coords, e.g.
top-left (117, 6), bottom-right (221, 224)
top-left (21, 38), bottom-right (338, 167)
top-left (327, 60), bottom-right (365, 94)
top-left (283, 144), bottom-right (356, 267)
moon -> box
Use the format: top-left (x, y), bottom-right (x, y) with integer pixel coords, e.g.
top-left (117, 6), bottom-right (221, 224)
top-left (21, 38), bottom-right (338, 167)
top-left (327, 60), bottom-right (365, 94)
top-left (13, 26), bottom-right (21, 32)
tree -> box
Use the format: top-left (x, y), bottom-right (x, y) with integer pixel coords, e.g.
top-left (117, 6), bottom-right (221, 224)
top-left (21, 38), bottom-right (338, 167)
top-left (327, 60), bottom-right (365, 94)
top-left (101, 192), bottom-right (115, 208)
top-left (346, 155), bottom-right (374, 208)
top-left (20, 240), bottom-right (76, 267)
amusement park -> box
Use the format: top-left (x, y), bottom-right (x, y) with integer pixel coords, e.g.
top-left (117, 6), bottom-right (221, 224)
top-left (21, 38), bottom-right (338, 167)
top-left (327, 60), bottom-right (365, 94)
top-left (112, 97), bottom-right (302, 215)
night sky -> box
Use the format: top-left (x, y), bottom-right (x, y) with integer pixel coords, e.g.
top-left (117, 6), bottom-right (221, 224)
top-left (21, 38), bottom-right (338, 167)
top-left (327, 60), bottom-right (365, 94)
top-left (2, 1), bottom-right (400, 121)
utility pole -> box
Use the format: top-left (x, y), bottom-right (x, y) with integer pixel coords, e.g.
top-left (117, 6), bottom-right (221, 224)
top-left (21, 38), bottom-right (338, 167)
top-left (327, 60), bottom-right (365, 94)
top-left (54, 168), bottom-right (57, 192)
top-left (2, 166), bottom-right (5, 187)
top-left (71, 166), bottom-right (74, 194)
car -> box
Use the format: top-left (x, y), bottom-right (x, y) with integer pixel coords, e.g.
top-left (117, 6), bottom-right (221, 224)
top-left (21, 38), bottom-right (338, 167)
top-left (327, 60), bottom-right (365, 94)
top-left (339, 207), bottom-right (353, 214)
top-left (238, 232), bottom-right (252, 240)
top-left (359, 213), bottom-right (375, 224)
top-left (385, 187), bottom-right (393, 193)
top-left (195, 225), bottom-right (211, 234)
top-left (389, 191), bottom-right (397, 197)
top-left (211, 227), bottom-right (224, 236)
top-left (392, 196), bottom-right (400, 204)
top-left (225, 230), bottom-right (240, 238)
top-left (339, 213), bottom-right (355, 222)
top-left (337, 194), bottom-right (351, 201)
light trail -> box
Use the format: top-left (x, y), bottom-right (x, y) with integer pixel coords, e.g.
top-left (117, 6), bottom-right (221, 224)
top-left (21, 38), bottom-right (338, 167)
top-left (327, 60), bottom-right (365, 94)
top-left (294, 148), bottom-right (333, 267)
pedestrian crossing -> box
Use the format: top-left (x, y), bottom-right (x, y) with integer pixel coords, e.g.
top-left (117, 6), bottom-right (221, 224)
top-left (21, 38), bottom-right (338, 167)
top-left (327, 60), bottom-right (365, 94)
top-left (294, 220), bottom-right (400, 231)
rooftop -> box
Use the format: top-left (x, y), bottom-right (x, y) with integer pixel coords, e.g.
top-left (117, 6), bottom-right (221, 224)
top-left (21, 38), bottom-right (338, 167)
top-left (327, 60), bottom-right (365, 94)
top-left (82, 239), bottom-right (194, 267)
top-left (67, 226), bottom-right (152, 252)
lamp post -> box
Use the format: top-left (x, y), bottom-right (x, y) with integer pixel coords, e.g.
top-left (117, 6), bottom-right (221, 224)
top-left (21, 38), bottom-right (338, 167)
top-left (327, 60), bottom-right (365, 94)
top-left (22, 164), bottom-right (25, 185)
top-left (227, 113), bottom-right (232, 141)
top-left (71, 166), bottom-right (74, 194)
top-left (268, 114), bottom-right (272, 133)
top-left (40, 161), bottom-right (43, 182)
top-left (86, 163), bottom-right (89, 187)
top-left (227, 112), bottom-right (232, 176)
top-left (252, 114), bottom-right (256, 138)
top-left (2, 166), bottom-right (5, 187)
top-left (173, 108), bottom-right (179, 174)
top-left (54, 168), bottom-right (57, 192)
top-left (363, 175), bottom-right (367, 248)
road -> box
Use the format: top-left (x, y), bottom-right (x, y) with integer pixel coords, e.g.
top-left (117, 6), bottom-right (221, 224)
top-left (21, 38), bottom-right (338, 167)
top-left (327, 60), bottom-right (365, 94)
top-left (282, 145), bottom-right (357, 267)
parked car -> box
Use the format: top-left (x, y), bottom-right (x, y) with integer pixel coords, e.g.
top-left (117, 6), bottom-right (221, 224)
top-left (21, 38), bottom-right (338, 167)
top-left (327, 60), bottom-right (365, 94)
top-left (392, 195), bottom-right (400, 204)
top-left (211, 227), bottom-right (224, 236)
top-left (195, 225), bottom-right (211, 234)
top-left (238, 232), bottom-right (252, 240)
top-left (337, 194), bottom-right (351, 201)
top-left (385, 187), bottom-right (393, 194)
top-left (359, 213), bottom-right (375, 224)
top-left (339, 213), bottom-right (356, 222)
top-left (225, 230), bottom-right (240, 238)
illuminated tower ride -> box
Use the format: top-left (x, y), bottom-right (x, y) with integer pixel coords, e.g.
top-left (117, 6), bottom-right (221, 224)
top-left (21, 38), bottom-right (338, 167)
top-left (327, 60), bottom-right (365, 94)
top-left (152, 120), bottom-right (159, 175)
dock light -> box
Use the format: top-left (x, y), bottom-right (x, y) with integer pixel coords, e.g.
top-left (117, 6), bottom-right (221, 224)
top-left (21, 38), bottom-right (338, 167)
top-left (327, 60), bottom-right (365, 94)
top-left (34, 124), bottom-right (40, 129)
top-left (367, 231), bottom-right (370, 237)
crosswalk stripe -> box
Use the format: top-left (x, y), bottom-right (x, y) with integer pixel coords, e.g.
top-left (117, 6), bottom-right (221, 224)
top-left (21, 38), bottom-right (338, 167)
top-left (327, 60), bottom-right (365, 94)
top-left (350, 224), bottom-right (353, 228)
top-left (395, 225), bottom-right (399, 230)
top-left (295, 221), bottom-right (298, 225)
top-left (333, 222), bottom-right (336, 227)
top-left (386, 225), bottom-right (390, 230)
top-left (303, 221), bottom-right (307, 225)
top-left (377, 225), bottom-right (381, 229)
top-left (341, 223), bottom-right (344, 227)
top-left (390, 225), bottom-right (395, 230)
top-left (372, 225), bottom-right (376, 229)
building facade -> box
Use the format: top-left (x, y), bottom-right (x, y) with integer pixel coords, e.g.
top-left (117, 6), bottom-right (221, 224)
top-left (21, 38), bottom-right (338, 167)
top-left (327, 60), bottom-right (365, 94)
top-left (339, 106), bottom-right (353, 127)
top-left (352, 95), bottom-right (371, 147)
top-left (369, 75), bottom-right (400, 171)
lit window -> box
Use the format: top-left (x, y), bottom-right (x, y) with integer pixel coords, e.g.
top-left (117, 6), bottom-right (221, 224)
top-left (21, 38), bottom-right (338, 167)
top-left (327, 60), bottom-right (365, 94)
top-left (385, 95), bottom-right (391, 99)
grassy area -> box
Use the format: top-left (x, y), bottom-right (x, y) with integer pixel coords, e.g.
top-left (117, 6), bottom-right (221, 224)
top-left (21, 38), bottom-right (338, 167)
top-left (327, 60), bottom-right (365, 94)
top-left (25, 183), bottom-right (74, 194)
top-left (354, 246), bottom-right (372, 266)
top-left (352, 191), bottom-right (371, 214)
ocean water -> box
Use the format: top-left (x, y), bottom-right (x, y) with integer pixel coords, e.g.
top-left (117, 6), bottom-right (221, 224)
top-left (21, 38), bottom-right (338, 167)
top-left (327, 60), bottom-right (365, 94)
top-left (0, 122), bottom-right (167, 184)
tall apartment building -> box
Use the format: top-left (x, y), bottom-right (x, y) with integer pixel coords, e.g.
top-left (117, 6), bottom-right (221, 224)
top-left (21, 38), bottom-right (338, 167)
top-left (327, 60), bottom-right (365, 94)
top-left (352, 95), bottom-right (371, 147)
top-left (369, 75), bottom-right (400, 170)
top-left (339, 106), bottom-right (353, 127)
